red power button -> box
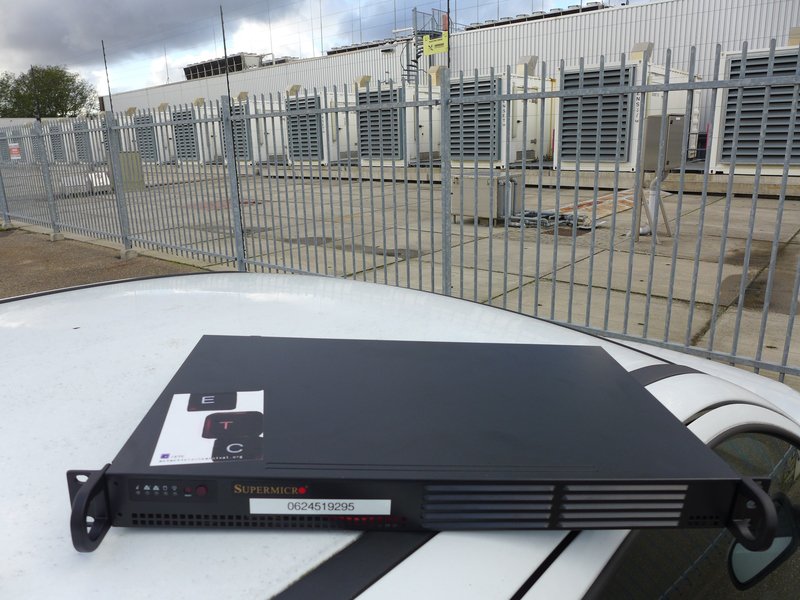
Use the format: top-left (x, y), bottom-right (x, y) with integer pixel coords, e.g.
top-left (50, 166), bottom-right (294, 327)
top-left (195, 485), bottom-right (208, 497)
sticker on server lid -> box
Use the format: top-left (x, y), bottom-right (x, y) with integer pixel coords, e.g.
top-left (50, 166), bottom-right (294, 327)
top-left (250, 498), bottom-right (391, 515)
top-left (150, 391), bottom-right (264, 466)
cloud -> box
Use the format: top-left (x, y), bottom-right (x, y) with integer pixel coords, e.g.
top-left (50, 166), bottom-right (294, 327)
top-left (1, 0), bottom-right (579, 95)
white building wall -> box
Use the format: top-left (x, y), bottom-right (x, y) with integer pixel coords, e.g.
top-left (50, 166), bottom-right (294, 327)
top-left (106, 0), bottom-right (799, 127)
top-left (440, 0), bottom-right (799, 81)
top-left (111, 45), bottom-right (405, 113)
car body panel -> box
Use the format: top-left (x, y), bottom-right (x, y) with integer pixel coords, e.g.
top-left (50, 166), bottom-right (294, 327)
top-left (2, 273), bottom-right (799, 599)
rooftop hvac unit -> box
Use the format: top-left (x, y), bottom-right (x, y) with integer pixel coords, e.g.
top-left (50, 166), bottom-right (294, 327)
top-left (357, 85), bottom-right (440, 168)
top-left (553, 59), bottom-right (700, 172)
top-left (709, 46), bottom-right (800, 176)
top-left (449, 75), bottom-right (555, 169)
top-left (286, 93), bottom-right (359, 167)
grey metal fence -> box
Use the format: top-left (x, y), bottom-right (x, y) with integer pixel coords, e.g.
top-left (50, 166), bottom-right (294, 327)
top-left (1, 41), bottom-right (799, 383)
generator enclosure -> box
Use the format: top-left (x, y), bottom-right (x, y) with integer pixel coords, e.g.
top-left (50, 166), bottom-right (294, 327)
top-left (553, 60), bottom-right (701, 172)
top-left (158, 104), bottom-right (225, 165)
top-left (448, 74), bottom-right (555, 170)
top-left (285, 93), bottom-right (359, 167)
top-left (357, 85), bottom-right (440, 168)
top-left (709, 46), bottom-right (800, 176)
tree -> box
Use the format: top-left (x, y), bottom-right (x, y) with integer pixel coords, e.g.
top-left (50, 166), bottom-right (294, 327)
top-left (0, 66), bottom-right (96, 119)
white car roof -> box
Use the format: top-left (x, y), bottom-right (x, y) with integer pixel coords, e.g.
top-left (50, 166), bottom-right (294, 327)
top-left (2, 273), bottom-right (798, 599)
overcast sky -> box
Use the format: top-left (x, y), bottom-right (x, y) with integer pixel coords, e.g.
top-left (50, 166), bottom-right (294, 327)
top-left (1, 0), bottom-right (637, 96)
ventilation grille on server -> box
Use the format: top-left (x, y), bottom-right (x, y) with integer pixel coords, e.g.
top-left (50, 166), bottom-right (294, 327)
top-left (172, 108), bottom-right (199, 161)
top-left (130, 513), bottom-right (405, 529)
top-left (558, 484), bottom-right (688, 528)
top-left (560, 67), bottom-right (634, 162)
top-left (48, 125), bottom-right (66, 161)
top-left (449, 77), bottom-right (501, 161)
top-left (358, 88), bottom-right (404, 160)
top-left (422, 483), bottom-right (689, 529)
top-left (74, 121), bottom-right (92, 162)
top-left (422, 484), bottom-right (554, 529)
top-left (286, 96), bottom-right (323, 161)
top-left (721, 51), bottom-right (800, 165)
top-left (134, 114), bottom-right (159, 162)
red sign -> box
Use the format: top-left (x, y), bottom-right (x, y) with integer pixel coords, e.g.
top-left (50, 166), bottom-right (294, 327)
top-left (9, 142), bottom-right (21, 160)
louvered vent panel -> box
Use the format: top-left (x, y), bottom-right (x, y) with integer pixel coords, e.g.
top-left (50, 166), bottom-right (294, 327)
top-left (422, 484), bottom-right (554, 528)
top-left (358, 88), bottom-right (404, 159)
top-left (228, 103), bottom-right (252, 160)
top-left (0, 132), bottom-right (10, 161)
top-left (558, 484), bottom-right (688, 528)
top-left (449, 77), bottom-right (501, 161)
top-left (721, 52), bottom-right (800, 164)
top-left (48, 125), bottom-right (66, 161)
top-left (134, 115), bottom-right (158, 162)
top-left (422, 483), bottom-right (691, 529)
top-left (287, 96), bottom-right (323, 161)
top-left (74, 122), bottom-right (92, 162)
top-left (172, 108), bottom-right (199, 161)
top-left (560, 67), bottom-right (634, 162)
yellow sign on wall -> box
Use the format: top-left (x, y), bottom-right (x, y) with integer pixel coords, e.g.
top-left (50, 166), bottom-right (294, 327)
top-left (423, 31), bottom-right (448, 56)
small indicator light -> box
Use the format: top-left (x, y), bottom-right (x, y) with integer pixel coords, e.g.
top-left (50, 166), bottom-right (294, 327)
top-left (298, 486), bottom-right (307, 495)
top-left (183, 486), bottom-right (193, 495)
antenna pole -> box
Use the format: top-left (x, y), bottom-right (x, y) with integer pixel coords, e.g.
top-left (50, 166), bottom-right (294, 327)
top-left (220, 5), bottom-right (233, 109)
top-left (102, 40), bottom-right (114, 113)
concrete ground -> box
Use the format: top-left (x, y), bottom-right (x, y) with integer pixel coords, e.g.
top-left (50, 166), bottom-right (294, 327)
top-left (2, 165), bottom-right (798, 389)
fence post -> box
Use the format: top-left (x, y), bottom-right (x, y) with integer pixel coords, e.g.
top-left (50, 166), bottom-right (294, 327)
top-left (221, 97), bottom-right (247, 272)
top-left (439, 67), bottom-right (452, 296)
top-left (32, 121), bottom-right (63, 240)
top-left (0, 167), bottom-right (10, 227)
top-left (105, 111), bottom-right (137, 259)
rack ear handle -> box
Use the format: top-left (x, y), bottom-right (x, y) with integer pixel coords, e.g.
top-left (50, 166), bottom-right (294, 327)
top-left (67, 465), bottom-right (111, 553)
top-left (729, 477), bottom-right (777, 552)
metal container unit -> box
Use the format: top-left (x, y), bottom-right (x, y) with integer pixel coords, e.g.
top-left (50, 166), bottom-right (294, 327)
top-left (248, 98), bottom-right (291, 166)
top-left (285, 92), bottom-right (359, 167)
top-left (449, 74), bottom-right (555, 170)
top-left (709, 46), bottom-right (800, 176)
top-left (450, 174), bottom-right (522, 223)
top-left (164, 104), bottom-right (225, 165)
top-left (357, 85), bottom-right (440, 167)
top-left (553, 60), bottom-right (700, 172)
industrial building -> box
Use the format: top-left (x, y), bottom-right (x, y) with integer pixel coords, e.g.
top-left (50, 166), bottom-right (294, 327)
top-left (0, 1), bottom-right (773, 176)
